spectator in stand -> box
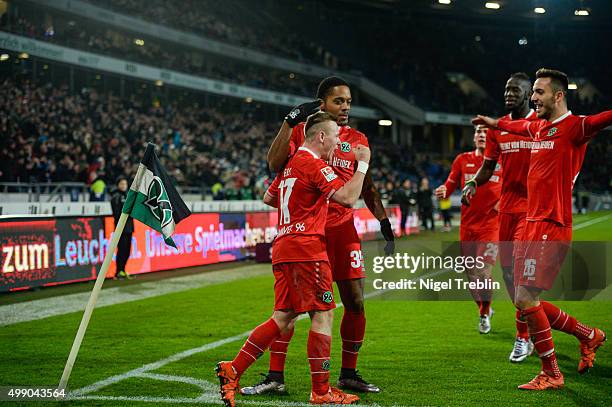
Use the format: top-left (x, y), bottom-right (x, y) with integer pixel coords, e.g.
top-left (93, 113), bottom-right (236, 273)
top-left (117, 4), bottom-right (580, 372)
top-left (391, 179), bottom-right (417, 236)
top-left (110, 176), bottom-right (134, 279)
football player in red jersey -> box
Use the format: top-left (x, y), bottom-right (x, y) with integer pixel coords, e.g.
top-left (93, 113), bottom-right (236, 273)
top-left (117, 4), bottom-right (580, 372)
top-left (216, 112), bottom-right (370, 406)
top-left (462, 72), bottom-right (537, 362)
top-left (434, 125), bottom-right (501, 334)
top-left (241, 77), bottom-right (392, 396)
top-left (473, 68), bottom-right (610, 390)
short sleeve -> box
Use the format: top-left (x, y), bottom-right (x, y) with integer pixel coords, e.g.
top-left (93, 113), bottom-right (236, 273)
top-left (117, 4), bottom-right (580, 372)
top-left (289, 123), bottom-right (306, 157)
top-left (484, 128), bottom-right (501, 161)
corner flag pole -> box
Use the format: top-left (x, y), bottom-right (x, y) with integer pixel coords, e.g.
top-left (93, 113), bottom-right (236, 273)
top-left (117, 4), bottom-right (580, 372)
top-left (58, 212), bottom-right (129, 391)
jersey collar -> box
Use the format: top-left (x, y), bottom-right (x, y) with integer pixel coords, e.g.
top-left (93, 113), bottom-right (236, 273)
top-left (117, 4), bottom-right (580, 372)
top-left (525, 109), bottom-right (535, 119)
top-left (298, 146), bottom-right (320, 159)
top-left (551, 110), bottom-right (572, 124)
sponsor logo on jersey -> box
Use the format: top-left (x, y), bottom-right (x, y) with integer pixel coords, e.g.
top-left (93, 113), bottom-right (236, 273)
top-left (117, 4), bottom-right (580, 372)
top-left (466, 163), bottom-right (475, 167)
top-left (546, 127), bottom-right (558, 137)
top-left (500, 131), bottom-right (509, 135)
top-left (331, 156), bottom-right (352, 169)
top-left (320, 166), bottom-right (338, 182)
top-left (340, 141), bottom-right (351, 153)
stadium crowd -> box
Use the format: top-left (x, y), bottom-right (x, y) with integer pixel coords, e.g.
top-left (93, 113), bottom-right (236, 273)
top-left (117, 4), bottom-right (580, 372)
top-left (0, 10), bottom-right (319, 98)
top-left (0, 77), bottom-right (446, 201)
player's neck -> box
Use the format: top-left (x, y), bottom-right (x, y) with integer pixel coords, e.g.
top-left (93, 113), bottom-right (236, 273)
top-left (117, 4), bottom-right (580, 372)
top-left (475, 148), bottom-right (484, 156)
top-left (299, 143), bottom-right (321, 159)
top-left (510, 105), bottom-right (531, 120)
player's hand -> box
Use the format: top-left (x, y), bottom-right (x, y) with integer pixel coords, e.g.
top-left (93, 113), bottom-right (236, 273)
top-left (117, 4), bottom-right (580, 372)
top-left (471, 115), bottom-right (499, 129)
top-left (434, 185), bottom-right (447, 199)
top-left (380, 218), bottom-right (395, 256)
top-left (461, 180), bottom-right (477, 206)
top-left (353, 144), bottom-right (371, 163)
top-left (284, 100), bottom-right (322, 127)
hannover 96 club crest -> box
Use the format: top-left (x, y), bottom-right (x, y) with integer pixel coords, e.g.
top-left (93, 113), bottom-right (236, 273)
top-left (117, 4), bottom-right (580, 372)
top-left (144, 176), bottom-right (174, 228)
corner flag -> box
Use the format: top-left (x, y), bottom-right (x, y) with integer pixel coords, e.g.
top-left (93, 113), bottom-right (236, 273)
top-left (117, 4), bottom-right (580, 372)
top-left (122, 143), bottom-right (191, 247)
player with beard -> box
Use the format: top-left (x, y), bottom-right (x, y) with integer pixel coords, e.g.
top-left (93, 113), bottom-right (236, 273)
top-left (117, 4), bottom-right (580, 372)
top-left (434, 126), bottom-right (502, 334)
top-left (473, 68), bottom-right (609, 390)
top-left (462, 72), bottom-right (537, 362)
top-left (240, 77), bottom-right (393, 396)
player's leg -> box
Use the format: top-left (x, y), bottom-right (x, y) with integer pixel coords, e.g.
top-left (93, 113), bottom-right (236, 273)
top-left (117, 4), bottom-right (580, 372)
top-left (515, 285), bottom-right (564, 390)
top-left (465, 262), bottom-right (494, 334)
top-left (240, 318), bottom-right (294, 395)
top-left (216, 309), bottom-right (296, 406)
top-left (499, 213), bottom-right (532, 362)
top-left (328, 223), bottom-right (380, 393)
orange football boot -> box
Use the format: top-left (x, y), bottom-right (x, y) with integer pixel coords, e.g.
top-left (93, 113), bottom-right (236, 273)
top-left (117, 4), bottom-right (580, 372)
top-left (215, 361), bottom-right (240, 407)
top-left (518, 371), bottom-right (564, 390)
top-left (578, 328), bottom-right (606, 374)
top-left (310, 386), bottom-right (359, 404)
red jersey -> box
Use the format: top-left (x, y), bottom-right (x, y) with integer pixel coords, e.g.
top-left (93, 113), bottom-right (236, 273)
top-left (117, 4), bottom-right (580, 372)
top-left (484, 109), bottom-right (537, 214)
top-left (443, 150), bottom-right (502, 231)
top-left (497, 110), bottom-right (612, 227)
top-left (289, 122), bottom-right (369, 229)
top-left (266, 147), bottom-right (344, 264)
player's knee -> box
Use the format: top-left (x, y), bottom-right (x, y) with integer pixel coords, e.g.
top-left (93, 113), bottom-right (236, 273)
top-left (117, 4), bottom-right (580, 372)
top-left (345, 295), bottom-right (364, 313)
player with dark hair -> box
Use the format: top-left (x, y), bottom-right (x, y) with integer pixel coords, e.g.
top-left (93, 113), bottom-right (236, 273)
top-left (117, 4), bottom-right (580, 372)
top-left (473, 68), bottom-right (610, 390)
top-left (434, 125), bottom-right (502, 334)
top-left (216, 111), bottom-right (370, 406)
top-left (241, 77), bottom-right (393, 396)
top-left (462, 72), bottom-right (537, 362)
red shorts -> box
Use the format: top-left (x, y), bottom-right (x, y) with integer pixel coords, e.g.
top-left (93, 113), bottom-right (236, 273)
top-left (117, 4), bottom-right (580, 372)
top-left (325, 221), bottom-right (365, 281)
top-left (460, 227), bottom-right (499, 265)
top-left (273, 261), bottom-right (335, 313)
top-left (498, 212), bottom-right (527, 269)
top-left (514, 220), bottom-right (572, 291)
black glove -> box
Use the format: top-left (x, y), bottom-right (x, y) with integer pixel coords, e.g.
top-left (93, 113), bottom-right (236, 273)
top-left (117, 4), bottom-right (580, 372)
top-left (284, 100), bottom-right (321, 127)
top-left (380, 218), bottom-right (395, 256)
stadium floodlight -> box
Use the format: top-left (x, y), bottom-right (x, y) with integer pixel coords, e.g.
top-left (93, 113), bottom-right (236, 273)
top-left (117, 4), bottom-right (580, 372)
top-left (155, 80), bottom-right (163, 87)
top-left (568, 83), bottom-right (578, 90)
top-left (485, 2), bottom-right (501, 10)
top-left (18, 52), bottom-right (29, 59)
top-left (534, 7), bottom-right (546, 14)
top-left (134, 38), bottom-right (145, 46)
top-left (574, 9), bottom-right (589, 16)
top-left (438, 0), bottom-right (452, 4)
top-left (245, 97), bottom-right (253, 103)
top-left (0, 54), bottom-right (9, 61)
top-left (378, 119), bottom-right (393, 126)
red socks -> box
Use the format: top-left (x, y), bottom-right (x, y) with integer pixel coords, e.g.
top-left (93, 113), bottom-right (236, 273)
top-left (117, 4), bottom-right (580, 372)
top-left (515, 309), bottom-right (530, 340)
top-left (269, 327), bottom-right (294, 373)
top-left (340, 310), bottom-right (366, 370)
top-left (232, 318), bottom-right (280, 376)
top-left (522, 304), bottom-right (561, 378)
top-left (308, 330), bottom-right (332, 396)
top-left (478, 301), bottom-right (491, 317)
top-left (540, 301), bottom-right (594, 341)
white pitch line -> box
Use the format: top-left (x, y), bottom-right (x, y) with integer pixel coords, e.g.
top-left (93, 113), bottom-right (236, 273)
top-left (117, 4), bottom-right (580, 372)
top-left (572, 213), bottom-right (612, 230)
top-left (70, 268), bottom-right (450, 401)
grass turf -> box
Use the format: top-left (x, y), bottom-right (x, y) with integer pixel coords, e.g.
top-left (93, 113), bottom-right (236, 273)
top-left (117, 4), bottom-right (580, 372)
top-left (0, 211), bottom-right (610, 406)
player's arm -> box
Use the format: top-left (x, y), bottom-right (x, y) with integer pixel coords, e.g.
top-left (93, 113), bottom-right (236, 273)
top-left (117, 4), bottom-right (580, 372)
top-left (573, 110), bottom-right (612, 145)
top-left (331, 145), bottom-right (371, 207)
top-left (267, 100), bottom-right (321, 172)
top-left (472, 115), bottom-right (537, 138)
top-left (461, 159), bottom-right (497, 206)
top-left (262, 175), bottom-right (280, 208)
top-left (434, 155), bottom-right (461, 200)
top-left (361, 171), bottom-right (395, 255)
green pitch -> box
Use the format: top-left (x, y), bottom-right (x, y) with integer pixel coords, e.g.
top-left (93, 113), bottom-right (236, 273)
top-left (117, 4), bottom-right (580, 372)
top-left (0, 211), bottom-right (610, 406)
